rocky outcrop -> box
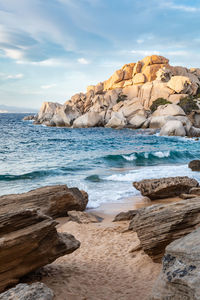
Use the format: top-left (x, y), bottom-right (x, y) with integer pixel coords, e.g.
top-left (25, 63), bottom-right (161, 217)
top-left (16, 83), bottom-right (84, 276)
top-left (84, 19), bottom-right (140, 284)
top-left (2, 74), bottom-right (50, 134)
top-left (26, 55), bottom-right (200, 137)
top-left (0, 209), bottom-right (80, 292)
top-left (0, 185), bottom-right (88, 218)
top-left (23, 115), bottom-right (35, 121)
top-left (150, 227), bottom-right (200, 300)
top-left (68, 210), bottom-right (102, 223)
top-left (129, 198), bottom-right (200, 262)
top-left (133, 176), bottom-right (199, 200)
top-left (113, 210), bottom-right (138, 222)
top-left (0, 283), bottom-right (54, 300)
top-left (189, 160), bottom-right (200, 171)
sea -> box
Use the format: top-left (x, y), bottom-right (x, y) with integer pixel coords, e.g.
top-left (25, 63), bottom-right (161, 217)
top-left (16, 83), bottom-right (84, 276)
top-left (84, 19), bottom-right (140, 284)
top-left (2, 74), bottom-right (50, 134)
top-left (1, 113), bottom-right (200, 208)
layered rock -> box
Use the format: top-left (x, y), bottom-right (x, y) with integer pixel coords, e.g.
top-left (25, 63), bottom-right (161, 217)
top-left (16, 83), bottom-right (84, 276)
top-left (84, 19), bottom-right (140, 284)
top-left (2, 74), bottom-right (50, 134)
top-left (0, 283), bottom-right (54, 300)
top-left (0, 185), bottom-right (88, 218)
top-left (129, 198), bottom-right (200, 262)
top-left (26, 55), bottom-right (200, 136)
top-left (0, 209), bottom-right (80, 292)
top-left (133, 176), bottom-right (199, 200)
top-left (150, 227), bottom-right (200, 300)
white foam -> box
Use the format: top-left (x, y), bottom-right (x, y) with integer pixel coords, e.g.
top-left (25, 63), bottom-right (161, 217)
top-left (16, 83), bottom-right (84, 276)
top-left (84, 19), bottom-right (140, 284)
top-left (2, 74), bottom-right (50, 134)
top-left (122, 154), bottom-right (137, 161)
top-left (153, 151), bottom-right (170, 158)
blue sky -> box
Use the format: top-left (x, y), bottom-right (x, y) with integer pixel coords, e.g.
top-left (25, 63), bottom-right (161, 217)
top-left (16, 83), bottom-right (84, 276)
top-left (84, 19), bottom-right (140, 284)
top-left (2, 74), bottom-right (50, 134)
top-left (0, 0), bottom-right (200, 109)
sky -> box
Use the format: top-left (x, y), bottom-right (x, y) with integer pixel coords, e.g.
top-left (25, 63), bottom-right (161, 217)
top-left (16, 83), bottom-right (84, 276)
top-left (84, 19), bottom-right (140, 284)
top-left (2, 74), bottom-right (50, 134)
top-left (0, 0), bottom-right (200, 109)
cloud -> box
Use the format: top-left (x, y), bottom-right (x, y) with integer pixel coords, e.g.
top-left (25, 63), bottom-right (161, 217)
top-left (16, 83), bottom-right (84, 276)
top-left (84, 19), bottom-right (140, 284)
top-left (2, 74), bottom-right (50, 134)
top-left (4, 48), bottom-right (24, 60)
top-left (161, 1), bottom-right (200, 12)
top-left (41, 84), bottom-right (57, 89)
top-left (131, 50), bottom-right (161, 56)
top-left (77, 57), bottom-right (90, 64)
top-left (0, 72), bottom-right (24, 80)
top-left (6, 73), bottom-right (24, 79)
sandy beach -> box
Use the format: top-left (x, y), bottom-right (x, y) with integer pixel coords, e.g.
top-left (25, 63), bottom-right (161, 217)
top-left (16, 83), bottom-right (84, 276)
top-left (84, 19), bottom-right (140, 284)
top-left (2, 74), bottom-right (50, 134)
top-left (34, 196), bottom-right (172, 300)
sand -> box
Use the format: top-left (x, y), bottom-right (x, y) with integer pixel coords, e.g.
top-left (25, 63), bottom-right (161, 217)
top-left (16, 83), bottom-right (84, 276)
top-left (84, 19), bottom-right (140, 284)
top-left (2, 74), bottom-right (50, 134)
top-left (36, 197), bottom-right (170, 300)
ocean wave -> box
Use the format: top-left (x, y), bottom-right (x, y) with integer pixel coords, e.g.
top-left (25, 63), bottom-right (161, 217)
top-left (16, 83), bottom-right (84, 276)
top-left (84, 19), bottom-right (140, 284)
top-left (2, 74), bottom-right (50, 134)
top-left (85, 174), bottom-right (102, 182)
top-left (104, 150), bottom-right (197, 164)
top-left (0, 170), bottom-right (52, 181)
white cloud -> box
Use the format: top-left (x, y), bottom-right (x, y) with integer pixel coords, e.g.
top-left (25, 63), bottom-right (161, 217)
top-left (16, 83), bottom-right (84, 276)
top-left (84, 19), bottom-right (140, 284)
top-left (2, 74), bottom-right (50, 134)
top-left (77, 57), bottom-right (90, 65)
top-left (6, 73), bottom-right (24, 79)
top-left (162, 1), bottom-right (200, 12)
top-left (41, 84), bottom-right (57, 89)
top-left (131, 50), bottom-right (160, 56)
top-left (0, 72), bottom-right (24, 80)
top-left (16, 58), bottom-right (72, 67)
top-left (4, 48), bottom-right (24, 60)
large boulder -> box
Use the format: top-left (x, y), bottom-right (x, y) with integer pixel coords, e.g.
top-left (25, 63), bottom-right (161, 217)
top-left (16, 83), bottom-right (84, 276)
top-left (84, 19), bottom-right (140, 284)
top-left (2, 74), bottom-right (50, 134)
top-left (105, 112), bottom-right (126, 128)
top-left (0, 209), bottom-right (80, 292)
top-left (0, 185), bottom-right (88, 218)
top-left (141, 55), bottom-right (169, 67)
top-left (152, 104), bottom-right (185, 117)
top-left (0, 283), bottom-right (54, 300)
top-left (73, 112), bottom-right (102, 128)
top-left (129, 114), bottom-right (147, 128)
top-left (189, 160), bottom-right (200, 171)
top-left (150, 228), bottom-right (200, 300)
top-left (133, 176), bottom-right (199, 200)
top-left (149, 115), bottom-right (175, 129)
top-left (160, 120), bottom-right (186, 136)
top-left (129, 198), bottom-right (200, 262)
top-left (35, 102), bottom-right (62, 124)
top-left (51, 104), bottom-right (80, 127)
top-left (167, 76), bottom-right (192, 94)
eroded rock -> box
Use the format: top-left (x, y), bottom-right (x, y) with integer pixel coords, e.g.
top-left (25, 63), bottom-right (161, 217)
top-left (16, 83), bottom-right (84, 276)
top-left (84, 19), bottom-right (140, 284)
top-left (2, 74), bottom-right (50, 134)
top-left (0, 283), bottom-right (54, 300)
top-left (129, 198), bottom-right (200, 262)
top-left (0, 209), bottom-right (80, 292)
top-left (0, 185), bottom-right (88, 218)
top-left (150, 228), bottom-right (200, 300)
top-left (133, 176), bottom-right (198, 200)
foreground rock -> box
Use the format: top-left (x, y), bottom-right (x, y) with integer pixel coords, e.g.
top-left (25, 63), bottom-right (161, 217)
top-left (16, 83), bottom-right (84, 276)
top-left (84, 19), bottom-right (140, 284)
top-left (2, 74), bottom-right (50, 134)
top-left (0, 283), bottom-right (54, 300)
top-left (151, 227), bottom-right (200, 300)
top-left (0, 185), bottom-right (88, 218)
top-left (133, 176), bottom-right (199, 200)
top-left (129, 198), bottom-right (200, 262)
top-left (68, 210), bottom-right (102, 223)
top-left (0, 209), bottom-right (80, 292)
top-left (113, 210), bottom-right (138, 222)
top-left (189, 159), bottom-right (200, 171)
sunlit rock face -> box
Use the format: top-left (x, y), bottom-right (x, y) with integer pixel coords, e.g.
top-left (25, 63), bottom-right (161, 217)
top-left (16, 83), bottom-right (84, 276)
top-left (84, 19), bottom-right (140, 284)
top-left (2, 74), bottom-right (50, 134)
top-left (30, 55), bottom-right (200, 136)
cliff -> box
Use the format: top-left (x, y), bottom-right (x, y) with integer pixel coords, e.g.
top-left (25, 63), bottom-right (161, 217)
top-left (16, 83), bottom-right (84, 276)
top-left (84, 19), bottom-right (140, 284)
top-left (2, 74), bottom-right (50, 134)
top-left (29, 55), bottom-right (200, 136)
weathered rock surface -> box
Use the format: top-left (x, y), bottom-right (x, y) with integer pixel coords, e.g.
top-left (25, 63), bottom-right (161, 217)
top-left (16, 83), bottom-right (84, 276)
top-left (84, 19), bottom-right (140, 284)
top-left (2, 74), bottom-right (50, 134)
top-left (0, 283), bottom-right (54, 300)
top-left (189, 160), bottom-right (200, 171)
top-left (73, 111), bottom-right (102, 128)
top-left (189, 187), bottom-right (200, 196)
top-left (68, 210), bottom-right (102, 224)
top-left (23, 115), bottom-right (35, 121)
top-left (129, 198), bottom-right (200, 262)
top-left (113, 210), bottom-right (138, 222)
top-left (160, 120), bottom-right (186, 136)
top-left (150, 227), bottom-right (200, 300)
top-left (0, 209), bottom-right (80, 292)
top-left (133, 176), bottom-right (199, 200)
top-left (0, 185), bottom-right (88, 218)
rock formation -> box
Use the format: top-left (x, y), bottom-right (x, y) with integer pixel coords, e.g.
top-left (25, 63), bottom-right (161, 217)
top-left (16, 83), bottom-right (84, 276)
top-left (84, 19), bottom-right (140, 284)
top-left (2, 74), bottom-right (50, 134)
top-left (0, 209), bottom-right (80, 292)
top-left (133, 176), bottom-right (198, 200)
top-left (0, 185), bottom-right (88, 218)
top-left (68, 210), bottom-right (102, 224)
top-left (25, 54), bottom-right (200, 137)
top-left (150, 227), bottom-right (200, 300)
top-left (0, 283), bottom-right (54, 300)
top-left (113, 210), bottom-right (138, 222)
top-left (129, 198), bottom-right (200, 262)
top-left (189, 160), bottom-right (200, 171)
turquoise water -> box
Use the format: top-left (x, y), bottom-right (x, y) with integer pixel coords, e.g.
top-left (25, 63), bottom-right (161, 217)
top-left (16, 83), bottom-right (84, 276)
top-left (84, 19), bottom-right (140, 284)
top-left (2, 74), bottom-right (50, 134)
top-left (1, 113), bottom-right (200, 208)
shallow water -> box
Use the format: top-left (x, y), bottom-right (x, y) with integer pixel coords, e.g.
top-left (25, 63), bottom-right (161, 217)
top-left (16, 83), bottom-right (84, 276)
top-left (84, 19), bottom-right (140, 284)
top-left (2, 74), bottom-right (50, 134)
top-left (1, 113), bottom-right (200, 208)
